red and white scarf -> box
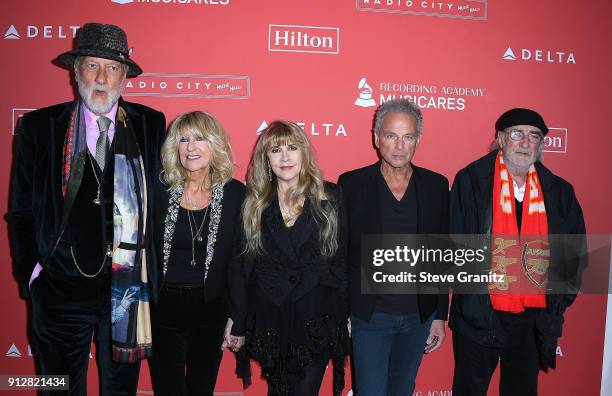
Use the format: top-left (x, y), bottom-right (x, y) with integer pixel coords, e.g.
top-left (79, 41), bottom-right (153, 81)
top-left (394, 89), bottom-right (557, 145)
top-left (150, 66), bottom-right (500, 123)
top-left (489, 151), bottom-right (549, 313)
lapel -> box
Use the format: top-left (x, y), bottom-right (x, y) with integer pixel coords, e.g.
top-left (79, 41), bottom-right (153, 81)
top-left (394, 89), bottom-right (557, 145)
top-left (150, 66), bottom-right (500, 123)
top-left (121, 99), bottom-right (148, 172)
top-left (289, 199), bottom-right (317, 255)
top-left (58, 102), bottom-right (84, 233)
top-left (473, 151), bottom-right (496, 234)
top-left (364, 162), bottom-right (382, 234)
top-left (262, 200), bottom-right (299, 263)
top-left (412, 166), bottom-right (425, 233)
top-left (534, 161), bottom-right (557, 232)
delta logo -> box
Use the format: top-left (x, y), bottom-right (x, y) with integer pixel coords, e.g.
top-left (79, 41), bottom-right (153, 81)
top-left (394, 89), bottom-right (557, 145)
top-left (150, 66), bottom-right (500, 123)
top-left (356, 0), bottom-right (488, 20)
top-left (256, 120), bottom-right (348, 138)
top-left (3, 24), bottom-right (80, 40)
top-left (502, 46), bottom-right (576, 64)
top-left (6, 343), bottom-right (21, 358)
top-left (268, 25), bottom-right (340, 54)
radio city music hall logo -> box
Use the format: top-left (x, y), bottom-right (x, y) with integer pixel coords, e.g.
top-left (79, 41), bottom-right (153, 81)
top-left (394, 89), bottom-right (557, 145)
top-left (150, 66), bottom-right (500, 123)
top-left (3, 24), bottom-right (80, 40)
top-left (502, 46), bottom-right (576, 64)
top-left (268, 24), bottom-right (340, 54)
top-left (123, 73), bottom-right (250, 99)
top-left (356, 0), bottom-right (488, 20)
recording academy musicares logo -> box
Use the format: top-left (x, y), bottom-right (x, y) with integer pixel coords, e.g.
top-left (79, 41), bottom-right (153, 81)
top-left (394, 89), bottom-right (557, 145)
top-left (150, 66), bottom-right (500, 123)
top-left (256, 120), bottom-right (348, 138)
top-left (354, 77), bottom-right (485, 111)
top-left (123, 73), bottom-right (250, 99)
top-left (111, 0), bottom-right (230, 5)
top-left (356, 0), bottom-right (488, 20)
top-left (502, 46), bottom-right (576, 64)
top-left (268, 25), bottom-right (340, 54)
top-left (3, 24), bottom-right (80, 40)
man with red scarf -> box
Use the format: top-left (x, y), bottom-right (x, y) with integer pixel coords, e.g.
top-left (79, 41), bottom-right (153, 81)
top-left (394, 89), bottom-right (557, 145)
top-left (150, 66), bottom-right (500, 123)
top-left (449, 108), bottom-right (586, 396)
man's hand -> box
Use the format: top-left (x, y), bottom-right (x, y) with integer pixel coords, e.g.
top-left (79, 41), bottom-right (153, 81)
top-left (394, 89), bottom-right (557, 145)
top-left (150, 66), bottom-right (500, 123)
top-left (424, 319), bottom-right (445, 354)
top-left (221, 318), bottom-right (246, 352)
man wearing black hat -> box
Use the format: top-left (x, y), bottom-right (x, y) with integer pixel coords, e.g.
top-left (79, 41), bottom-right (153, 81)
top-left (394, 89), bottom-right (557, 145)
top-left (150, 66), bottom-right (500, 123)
top-left (448, 108), bottom-right (586, 395)
top-left (7, 23), bottom-right (165, 395)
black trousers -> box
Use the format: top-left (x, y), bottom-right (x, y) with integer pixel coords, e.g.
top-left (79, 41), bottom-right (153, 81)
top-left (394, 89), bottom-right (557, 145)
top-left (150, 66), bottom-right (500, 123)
top-left (149, 286), bottom-right (226, 396)
top-left (452, 309), bottom-right (540, 396)
top-left (30, 270), bottom-right (140, 396)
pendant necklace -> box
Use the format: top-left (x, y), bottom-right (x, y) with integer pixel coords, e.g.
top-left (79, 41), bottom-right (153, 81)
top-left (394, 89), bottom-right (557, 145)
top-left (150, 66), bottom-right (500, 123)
top-left (186, 198), bottom-right (210, 267)
top-left (89, 154), bottom-right (102, 205)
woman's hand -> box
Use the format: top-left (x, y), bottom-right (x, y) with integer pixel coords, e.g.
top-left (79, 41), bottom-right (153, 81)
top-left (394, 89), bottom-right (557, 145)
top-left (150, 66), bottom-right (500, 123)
top-left (221, 318), bottom-right (246, 352)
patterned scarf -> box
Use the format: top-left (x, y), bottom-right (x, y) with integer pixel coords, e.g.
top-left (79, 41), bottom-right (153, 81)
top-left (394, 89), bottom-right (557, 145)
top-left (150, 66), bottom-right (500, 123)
top-left (489, 151), bottom-right (549, 313)
top-left (62, 101), bottom-right (152, 362)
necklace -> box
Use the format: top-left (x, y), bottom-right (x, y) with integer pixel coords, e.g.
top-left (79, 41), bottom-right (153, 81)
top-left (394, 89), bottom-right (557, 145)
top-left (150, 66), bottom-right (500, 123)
top-left (89, 154), bottom-right (102, 205)
top-left (279, 200), bottom-right (299, 226)
top-left (186, 205), bottom-right (209, 267)
top-left (184, 186), bottom-right (210, 210)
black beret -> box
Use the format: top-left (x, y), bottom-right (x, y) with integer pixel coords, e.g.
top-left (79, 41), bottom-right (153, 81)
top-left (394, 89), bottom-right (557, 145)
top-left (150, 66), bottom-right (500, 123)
top-left (495, 108), bottom-right (548, 135)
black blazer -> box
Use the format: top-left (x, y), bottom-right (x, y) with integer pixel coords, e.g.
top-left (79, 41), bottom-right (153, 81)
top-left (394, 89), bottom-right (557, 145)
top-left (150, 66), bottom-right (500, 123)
top-left (7, 99), bottom-right (166, 297)
top-left (338, 162), bottom-right (450, 322)
top-left (153, 178), bottom-right (245, 303)
top-left (229, 182), bottom-right (348, 336)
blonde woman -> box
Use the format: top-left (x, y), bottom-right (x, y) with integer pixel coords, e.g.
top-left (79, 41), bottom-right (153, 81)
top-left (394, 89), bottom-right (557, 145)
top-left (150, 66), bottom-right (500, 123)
top-left (229, 120), bottom-right (350, 396)
top-left (149, 111), bottom-right (245, 396)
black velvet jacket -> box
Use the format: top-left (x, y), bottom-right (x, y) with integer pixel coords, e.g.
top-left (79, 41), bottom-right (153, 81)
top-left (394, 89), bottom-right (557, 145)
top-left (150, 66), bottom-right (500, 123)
top-left (338, 162), bottom-right (450, 323)
top-left (7, 99), bottom-right (166, 299)
top-left (449, 150), bottom-right (587, 369)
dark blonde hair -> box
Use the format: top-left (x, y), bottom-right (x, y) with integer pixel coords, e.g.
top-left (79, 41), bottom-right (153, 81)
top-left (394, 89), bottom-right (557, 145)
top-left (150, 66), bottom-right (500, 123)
top-left (242, 120), bottom-right (338, 257)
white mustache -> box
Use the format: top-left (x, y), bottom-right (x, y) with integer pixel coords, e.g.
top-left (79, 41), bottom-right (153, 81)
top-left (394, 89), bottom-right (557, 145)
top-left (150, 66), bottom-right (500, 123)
top-left (85, 83), bottom-right (110, 94)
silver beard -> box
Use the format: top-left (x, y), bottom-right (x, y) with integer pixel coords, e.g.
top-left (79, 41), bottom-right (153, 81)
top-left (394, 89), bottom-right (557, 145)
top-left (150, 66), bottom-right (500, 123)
top-left (75, 72), bottom-right (124, 115)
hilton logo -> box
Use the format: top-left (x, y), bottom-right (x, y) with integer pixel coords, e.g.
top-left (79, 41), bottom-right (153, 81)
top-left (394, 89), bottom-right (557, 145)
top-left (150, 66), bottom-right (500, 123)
top-left (542, 128), bottom-right (568, 153)
top-left (268, 25), bottom-right (339, 54)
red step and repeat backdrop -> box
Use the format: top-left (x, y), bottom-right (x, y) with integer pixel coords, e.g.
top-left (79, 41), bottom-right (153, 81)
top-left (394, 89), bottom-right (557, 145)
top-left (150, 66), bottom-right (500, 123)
top-left (1, 1), bottom-right (611, 395)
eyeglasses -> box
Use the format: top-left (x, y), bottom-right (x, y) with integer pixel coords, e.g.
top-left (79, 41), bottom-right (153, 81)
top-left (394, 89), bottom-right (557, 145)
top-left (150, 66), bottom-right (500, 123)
top-left (504, 129), bottom-right (544, 144)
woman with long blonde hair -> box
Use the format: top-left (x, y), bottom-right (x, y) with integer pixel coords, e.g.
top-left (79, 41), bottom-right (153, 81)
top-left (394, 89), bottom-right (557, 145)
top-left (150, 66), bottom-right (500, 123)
top-left (149, 111), bottom-right (245, 396)
top-left (229, 120), bottom-right (350, 396)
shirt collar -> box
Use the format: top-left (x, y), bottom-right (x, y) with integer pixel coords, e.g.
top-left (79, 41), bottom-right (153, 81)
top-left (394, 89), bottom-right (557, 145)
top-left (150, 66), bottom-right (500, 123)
top-left (82, 101), bottom-right (119, 128)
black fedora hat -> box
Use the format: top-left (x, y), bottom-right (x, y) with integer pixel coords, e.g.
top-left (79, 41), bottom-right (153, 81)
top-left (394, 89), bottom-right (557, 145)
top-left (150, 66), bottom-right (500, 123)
top-left (57, 23), bottom-right (142, 77)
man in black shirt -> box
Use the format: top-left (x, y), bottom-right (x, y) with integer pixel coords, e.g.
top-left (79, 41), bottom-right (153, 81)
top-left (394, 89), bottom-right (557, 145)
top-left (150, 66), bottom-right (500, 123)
top-left (338, 98), bottom-right (449, 396)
